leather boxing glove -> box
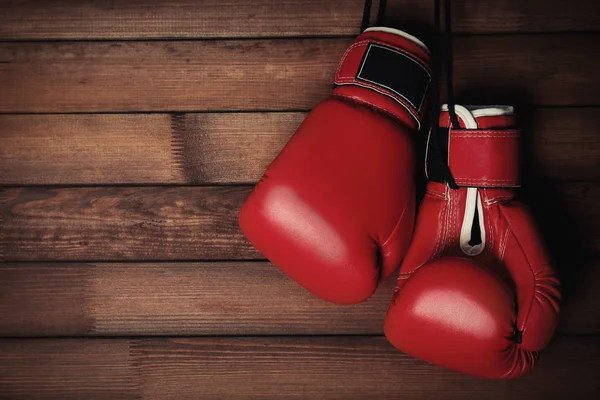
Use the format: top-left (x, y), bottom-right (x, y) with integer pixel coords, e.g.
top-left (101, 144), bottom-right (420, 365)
top-left (384, 104), bottom-right (561, 379)
top-left (238, 28), bottom-right (432, 304)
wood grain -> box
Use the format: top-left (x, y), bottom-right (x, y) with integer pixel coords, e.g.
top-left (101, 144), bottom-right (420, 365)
top-left (1, 35), bottom-right (598, 113)
top-left (449, 34), bottom-right (599, 107)
top-left (1, 336), bottom-right (598, 399)
top-left (1, 0), bottom-right (598, 40)
top-left (0, 339), bottom-right (136, 400)
top-left (386, 0), bottom-right (600, 35)
top-left (0, 112), bottom-right (304, 184)
top-left (0, 0), bottom-right (368, 40)
top-left (526, 107), bottom-right (600, 181)
top-left (0, 39), bottom-right (348, 113)
top-left (0, 186), bottom-right (258, 261)
top-left (0, 264), bottom-right (94, 336)
top-left (1, 183), bottom-right (598, 262)
top-left (0, 260), bottom-right (597, 337)
top-left (0, 262), bottom-right (393, 336)
top-left (1, 108), bottom-right (597, 185)
top-left (0, 114), bottom-right (179, 184)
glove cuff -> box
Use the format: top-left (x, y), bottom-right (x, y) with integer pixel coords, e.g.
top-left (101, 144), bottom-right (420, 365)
top-left (427, 105), bottom-right (521, 188)
top-left (332, 27), bottom-right (432, 130)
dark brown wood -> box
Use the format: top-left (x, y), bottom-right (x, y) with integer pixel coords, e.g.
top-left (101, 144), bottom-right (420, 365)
top-left (451, 0), bottom-right (600, 33)
top-left (0, 112), bottom-right (304, 184)
top-left (0, 114), bottom-right (180, 184)
top-left (1, 183), bottom-right (598, 262)
top-left (0, 108), bottom-right (597, 185)
top-left (1, 35), bottom-right (598, 112)
top-left (527, 107), bottom-right (600, 181)
top-left (449, 34), bottom-right (599, 107)
top-left (559, 261), bottom-right (600, 336)
top-left (0, 262), bottom-right (392, 336)
top-left (0, 264), bottom-right (94, 336)
top-left (1, 0), bottom-right (598, 40)
top-left (386, 0), bottom-right (600, 35)
top-left (0, 0), bottom-right (368, 40)
top-left (0, 186), bottom-right (258, 261)
top-left (0, 339), bottom-right (136, 400)
top-left (0, 39), bottom-right (348, 113)
top-left (0, 260), bottom-right (597, 337)
top-left (0, 336), bottom-right (598, 399)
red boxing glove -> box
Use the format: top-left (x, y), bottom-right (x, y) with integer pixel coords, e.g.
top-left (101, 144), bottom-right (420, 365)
top-left (384, 105), bottom-right (561, 379)
top-left (238, 28), bottom-right (432, 304)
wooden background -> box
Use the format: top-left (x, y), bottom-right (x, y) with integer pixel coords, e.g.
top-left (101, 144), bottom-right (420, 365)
top-left (0, 0), bottom-right (599, 398)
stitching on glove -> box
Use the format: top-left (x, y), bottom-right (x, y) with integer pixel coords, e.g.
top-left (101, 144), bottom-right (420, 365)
top-left (427, 190), bottom-right (447, 199)
top-left (381, 196), bottom-right (409, 249)
top-left (441, 191), bottom-right (451, 255)
top-left (455, 178), bottom-right (518, 184)
top-left (331, 90), bottom-right (419, 127)
top-left (485, 192), bottom-right (494, 251)
top-left (499, 206), bottom-right (537, 336)
top-left (334, 41), bottom-right (367, 80)
top-left (499, 224), bottom-right (511, 262)
top-left (485, 195), bottom-right (515, 206)
top-left (336, 81), bottom-right (419, 121)
top-left (398, 196), bottom-right (448, 277)
top-left (451, 135), bottom-right (519, 139)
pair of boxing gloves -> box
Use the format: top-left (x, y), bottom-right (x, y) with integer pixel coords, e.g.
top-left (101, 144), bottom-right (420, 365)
top-left (238, 27), bottom-right (561, 379)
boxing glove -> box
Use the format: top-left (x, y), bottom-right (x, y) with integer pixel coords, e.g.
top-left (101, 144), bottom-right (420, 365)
top-left (238, 27), bottom-right (432, 304)
top-left (384, 104), bottom-right (561, 379)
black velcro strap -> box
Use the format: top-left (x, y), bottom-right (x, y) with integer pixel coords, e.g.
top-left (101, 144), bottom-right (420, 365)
top-left (356, 43), bottom-right (431, 113)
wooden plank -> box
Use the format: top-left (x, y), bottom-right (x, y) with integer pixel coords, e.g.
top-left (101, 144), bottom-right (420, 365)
top-left (1, 0), bottom-right (597, 40)
top-left (526, 107), bottom-right (600, 181)
top-left (0, 186), bottom-right (258, 261)
top-left (0, 39), bottom-right (348, 113)
top-left (0, 264), bottom-right (94, 336)
top-left (0, 262), bottom-right (393, 336)
top-left (1, 336), bottom-right (598, 399)
top-left (0, 108), bottom-right (597, 185)
top-left (0, 35), bottom-right (598, 113)
top-left (0, 260), bottom-right (597, 337)
top-left (386, 0), bottom-right (600, 34)
top-left (451, 0), bottom-right (600, 33)
top-left (449, 34), bottom-right (599, 107)
top-left (1, 183), bottom-right (598, 261)
top-left (0, 0), bottom-right (368, 40)
top-left (0, 114), bottom-right (180, 185)
top-left (0, 339), bottom-right (136, 400)
top-left (0, 112), bottom-right (304, 185)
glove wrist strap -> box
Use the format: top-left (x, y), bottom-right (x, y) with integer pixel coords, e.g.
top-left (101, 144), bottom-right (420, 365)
top-left (333, 29), bottom-right (431, 129)
top-left (449, 128), bottom-right (520, 187)
top-left (427, 127), bottom-right (521, 188)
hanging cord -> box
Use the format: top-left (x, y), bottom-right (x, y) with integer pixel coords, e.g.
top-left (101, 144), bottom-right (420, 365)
top-left (442, 0), bottom-right (460, 129)
top-left (428, 0), bottom-right (459, 189)
top-left (377, 0), bottom-right (388, 27)
top-left (360, 0), bottom-right (388, 32)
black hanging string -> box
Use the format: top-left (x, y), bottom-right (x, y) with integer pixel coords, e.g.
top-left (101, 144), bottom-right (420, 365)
top-left (360, 0), bottom-right (372, 32)
top-left (442, 0), bottom-right (460, 129)
top-left (430, 0), bottom-right (441, 145)
top-left (377, 0), bottom-right (388, 27)
top-left (428, 0), bottom-right (459, 189)
top-left (360, 0), bottom-right (387, 32)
